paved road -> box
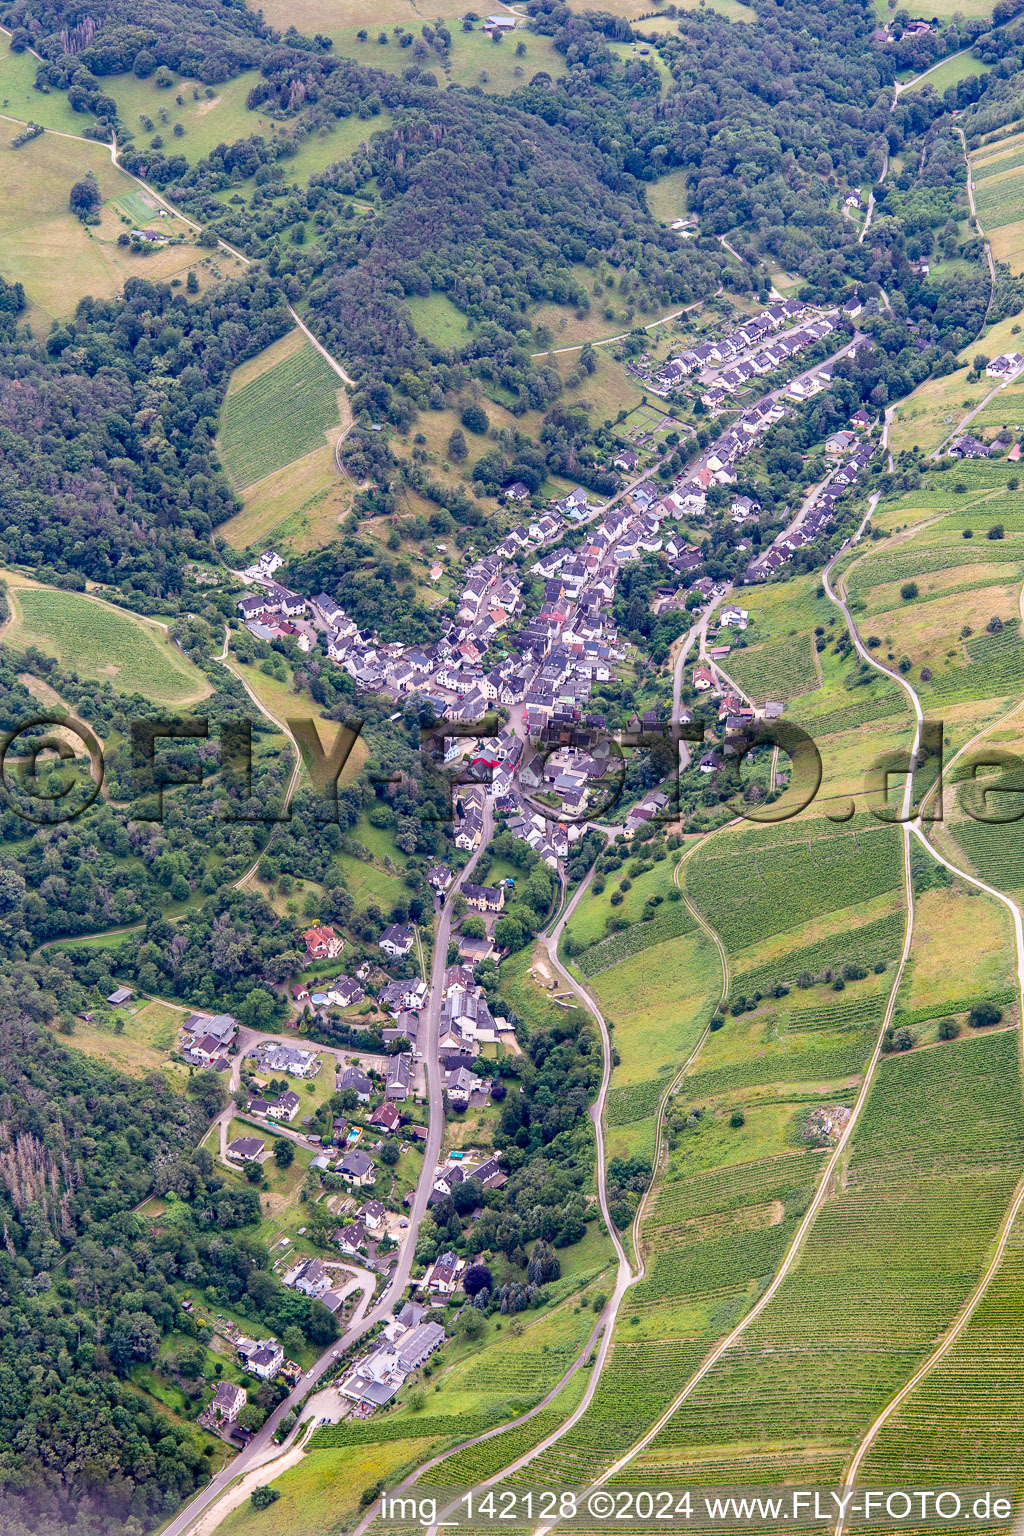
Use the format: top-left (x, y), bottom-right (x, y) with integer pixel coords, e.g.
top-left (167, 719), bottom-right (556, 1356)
top-left (161, 817), bottom-right (492, 1536)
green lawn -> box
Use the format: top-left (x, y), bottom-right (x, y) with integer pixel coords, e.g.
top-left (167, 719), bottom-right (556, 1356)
top-left (406, 292), bottom-right (473, 349)
top-left (903, 50), bottom-right (993, 94)
top-left (0, 40), bottom-right (85, 131)
top-left (106, 69), bottom-right (261, 162)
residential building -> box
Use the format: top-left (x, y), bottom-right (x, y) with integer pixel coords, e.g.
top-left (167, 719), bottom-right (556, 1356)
top-left (339, 1149), bottom-right (376, 1187)
top-left (386, 1053), bottom-right (413, 1102)
top-left (199, 1381), bottom-right (246, 1432)
top-left (340, 1066), bottom-right (372, 1102)
top-left (267, 1089), bottom-right (301, 1123)
top-left (379, 924), bottom-right (414, 958)
top-left (302, 924), bottom-right (344, 960)
top-left (461, 881), bottom-right (505, 913)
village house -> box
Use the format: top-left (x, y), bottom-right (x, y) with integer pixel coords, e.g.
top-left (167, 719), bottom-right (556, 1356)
top-left (425, 1251), bottom-right (463, 1294)
top-left (199, 1381), bottom-right (246, 1433)
top-left (237, 1338), bottom-right (284, 1381)
top-left (340, 1065), bottom-right (373, 1102)
top-left (339, 1149), bottom-right (376, 1187)
top-left (326, 977), bottom-right (364, 1008)
top-left (359, 1198), bottom-right (387, 1233)
top-left (379, 924), bottom-right (414, 958)
top-left (226, 1136), bottom-right (265, 1163)
top-left (302, 924), bottom-right (344, 960)
top-left (283, 1256), bottom-right (331, 1298)
top-left (461, 881), bottom-right (505, 913)
top-left (333, 1220), bottom-right (366, 1256)
top-left (370, 1101), bottom-right (402, 1134)
top-left (386, 1053), bottom-right (413, 1102)
top-left (256, 1042), bottom-right (320, 1079)
top-left (267, 1089), bottom-right (301, 1123)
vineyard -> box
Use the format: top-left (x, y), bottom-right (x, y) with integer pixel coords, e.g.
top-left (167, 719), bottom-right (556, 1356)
top-left (974, 172), bottom-right (1024, 229)
top-left (974, 146), bottom-right (1024, 179)
top-left (927, 619), bottom-right (1024, 700)
top-left (606, 1075), bottom-right (673, 1126)
top-left (622, 1032), bottom-right (1024, 1495)
top-left (576, 904), bottom-right (695, 976)
top-left (856, 1217), bottom-right (1024, 1534)
top-left (418, 1377), bottom-right (591, 1488)
top-left (720, 632), bottom-right (819, 703)
top-left (730, 906), bottom-right (905, 999)
top-left (951, 813), bottom-right (1024, 897)
top-left (788, 690), bottom-right (908, 738)
top-left (846, 545), bottom-right (1024, 601)
top-left (217, 339), bottom-right (341, 489)
top-left (685, 825), bottom-right (903, 954)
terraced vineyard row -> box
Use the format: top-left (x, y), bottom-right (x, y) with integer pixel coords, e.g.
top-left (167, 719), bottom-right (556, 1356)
top-left (951, 816), bottom-right (1024, 897)
top-left (682, 1032), bottom-right (876, 1096)
top-left (721, 632), bottom-right (819, 703)
top-left (606, 1075), bottom-right (673, 1126)
top-left (651, 1151), bottom-right (827, 1222)
top-left (788, 691), bottom-right (908, 737)
top-left (928, 620), bottom-right (1024, 699)
top-left (616, 1033), bottom-right (1024, 1496)
top-left (779, 990), bottom-right (888, 1031)
top-left (857, 1221), bottom-right (1024, 1534)
top-left (845, 545), bottom-right (1024, 598)
top-left (730, 909), bottom-right (905, 1000)
top-left (686, 827), bottom-right (903, 954)
top-left (503, 1338), bottom-right (709, 1491)
top-left (416, 1369), bottom-right (592, 1488)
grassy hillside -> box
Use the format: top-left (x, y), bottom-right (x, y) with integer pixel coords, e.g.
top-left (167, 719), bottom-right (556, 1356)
top-left (2, 575), bottom-right (209, 705)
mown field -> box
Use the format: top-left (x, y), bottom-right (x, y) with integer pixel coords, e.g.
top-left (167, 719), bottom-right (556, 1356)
top-left (219, 443), bottom-right (351, 555)
top-left (218, 333), bottom-right (344, 489)
top-left (2, 577), bottom-right (209, 704)
top-left (0, 39), bottom-right (86, 131)
top-left (0, 129), bottom-right (226, 321)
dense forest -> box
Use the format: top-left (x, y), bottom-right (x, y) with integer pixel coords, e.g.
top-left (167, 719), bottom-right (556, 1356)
top-left (0, 992), bottom-right (340, 1536)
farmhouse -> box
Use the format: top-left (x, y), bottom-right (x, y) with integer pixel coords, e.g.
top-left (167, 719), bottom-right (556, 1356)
top-left (987, 353), bottom-right (1024, 381)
